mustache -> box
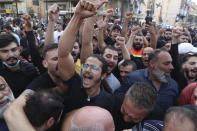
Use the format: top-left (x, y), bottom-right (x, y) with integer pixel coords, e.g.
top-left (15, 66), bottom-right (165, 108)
top-left (135, 42), bottom-right (141, 45)
top-left (6, 57), bottom-right (17, 62)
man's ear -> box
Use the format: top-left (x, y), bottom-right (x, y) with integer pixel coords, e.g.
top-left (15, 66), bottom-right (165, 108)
top-left (46, 117), bottom-right (55, 128)
top-left (149, 60), bottom-right (155, 68)
top-left (42, 60), bottom-right (48, 68)
top-left (101, 73), bottom-right (107, 80)
top-left (182, 63), bottom-right (186, 69)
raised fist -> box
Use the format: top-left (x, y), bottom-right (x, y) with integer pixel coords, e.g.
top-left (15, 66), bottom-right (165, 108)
top-left (48, 3), bottom-right (60, 22)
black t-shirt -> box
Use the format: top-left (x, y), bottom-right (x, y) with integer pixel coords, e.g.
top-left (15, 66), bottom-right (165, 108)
top-left (27, 72), bottom-right (56, 91)
top-left (0, 62), bottom-right (38, 97)
top-left (62, 73), bottom-right (113, 113)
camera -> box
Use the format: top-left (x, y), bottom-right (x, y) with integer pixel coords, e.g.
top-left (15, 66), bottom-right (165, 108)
top-left (145, 16), bottom-right (152, 24)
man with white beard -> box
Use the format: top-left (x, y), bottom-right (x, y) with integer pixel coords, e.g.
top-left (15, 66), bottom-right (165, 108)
top-left (0, 76), bottom-right (15, 131)
top-left (115, 49), bottom-right (179, 120)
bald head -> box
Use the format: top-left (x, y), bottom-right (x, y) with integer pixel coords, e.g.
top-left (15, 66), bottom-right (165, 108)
top-left (69, 106), bottom-right (114, 131)
top-left (163, 107), bottom-right (197, 131)
top-left (142, 47), bottom-right (154, 67)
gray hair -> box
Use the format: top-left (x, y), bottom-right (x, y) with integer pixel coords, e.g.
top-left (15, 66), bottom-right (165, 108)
top-left (164, 107), bottom-right (197, 131)
top-left (148, 49), bottom-right (169, 63)
top-left (125, 82), bottom-right (157, 112)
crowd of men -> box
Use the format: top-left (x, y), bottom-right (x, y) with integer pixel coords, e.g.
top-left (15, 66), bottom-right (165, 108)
top-left (0, 0), bottom-right (197, 131)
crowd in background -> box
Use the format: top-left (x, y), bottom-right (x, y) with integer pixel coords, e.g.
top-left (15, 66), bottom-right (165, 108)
top-left (0, 0), bottom-right (197, 131)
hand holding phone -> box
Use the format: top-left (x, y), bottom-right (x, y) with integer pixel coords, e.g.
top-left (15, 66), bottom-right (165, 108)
top-left (145, 16), bottom-right (152, 25)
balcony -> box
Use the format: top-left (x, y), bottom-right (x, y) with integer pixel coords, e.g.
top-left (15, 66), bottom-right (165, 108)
top-left (0, 0), bottom-right (23, 3)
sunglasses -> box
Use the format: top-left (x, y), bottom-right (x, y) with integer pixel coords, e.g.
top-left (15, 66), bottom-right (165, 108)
top-left (82, 64), bottom-right (99, 72)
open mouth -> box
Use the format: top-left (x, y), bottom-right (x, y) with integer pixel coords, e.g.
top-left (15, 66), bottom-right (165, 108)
top-left (144, 59), bottom-right (148, 63)
top-left (0, 99), bottom-right (8, 107)
top-left (143, 59), bottom-right (149, 65)
top-left (71, 52), bottom-right (77, 57)
top-left (83, 74), bottom-right (93, 85)
top-left (107, 63), bottom-right (114, 70)
top-left (190, 69), bottom-right (197, 76)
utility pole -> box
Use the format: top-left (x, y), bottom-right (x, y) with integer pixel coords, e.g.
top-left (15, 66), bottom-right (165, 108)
top-left (46, 0), bottom-right (48, 24)
top-left (15, 0), bottom-right (18, 17)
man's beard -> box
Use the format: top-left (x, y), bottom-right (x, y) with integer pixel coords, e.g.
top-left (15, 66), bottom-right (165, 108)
top-left (133, 43), bottom-right (143, 51)
top-left (183, 68), bottom-right (197, 80)
top-left (0, 92), bottom-right (15, 118)
top-left (165, 37), bottom-right (171, 41)
top-left (152, 66), bottom-right (169, 83)
top-left (71, 52), bottom-right (79, 62)
top-left (49, 66), bottom-right (61, 80)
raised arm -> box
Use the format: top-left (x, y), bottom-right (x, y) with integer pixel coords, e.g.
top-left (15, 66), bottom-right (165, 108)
top-left (146, 23), bottom-right (157, 49)
top-left (58, 0), bottom-right (106, 81)
top-left (103, 9), bottom-right (113, 38)
top-left (126, 27), bottom-right (139, 51)
top-left (80, 17), bottom-right (95, 64)
top-left (45, 4), bottom-right (60, 45)
top-left (96, 14), bottom-right (106, 50)
top-left (116, 36), bottom-right (130, 60)
top-left (3, 90), bottom-right (36, 131)
top-left (121, 12), bottom-right (133, 38)
top-left (22, 14), bottom-right (46, 73)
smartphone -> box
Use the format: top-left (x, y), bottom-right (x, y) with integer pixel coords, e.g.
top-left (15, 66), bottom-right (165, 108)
top-left (145, 16), bottom-right (152, 24)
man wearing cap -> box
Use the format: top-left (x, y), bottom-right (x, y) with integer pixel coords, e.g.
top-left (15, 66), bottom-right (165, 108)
top-left (105, 25), bottom-right (122, 46)
top-left (170, 28), bottom-right (197, 92)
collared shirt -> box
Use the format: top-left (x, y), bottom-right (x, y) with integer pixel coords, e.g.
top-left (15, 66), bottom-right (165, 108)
top-left (75, 59), bottom-right (81, 75)
top-left (132, 120), bottom-right (163, 131)
top-left (105, 73), bottom-right (121, 93)
top-left (115, 68), bottom-right (179, 114)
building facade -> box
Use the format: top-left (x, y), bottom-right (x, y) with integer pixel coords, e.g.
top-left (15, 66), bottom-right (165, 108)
top-left (0, 0), bottom-right (26, 17)
top-left (187, 1), bottom-right (197, 25)
top-left (141, 0), bottom-right (191, 26)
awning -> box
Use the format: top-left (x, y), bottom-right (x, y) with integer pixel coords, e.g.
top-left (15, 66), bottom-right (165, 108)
top-left (132, 14), bottom-right (144, 19)
top-left (5, 9), bottom-right (12, 13)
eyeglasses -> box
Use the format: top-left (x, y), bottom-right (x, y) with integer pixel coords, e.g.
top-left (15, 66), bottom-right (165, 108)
top-left (82, 64), bottom-right (99, 72)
